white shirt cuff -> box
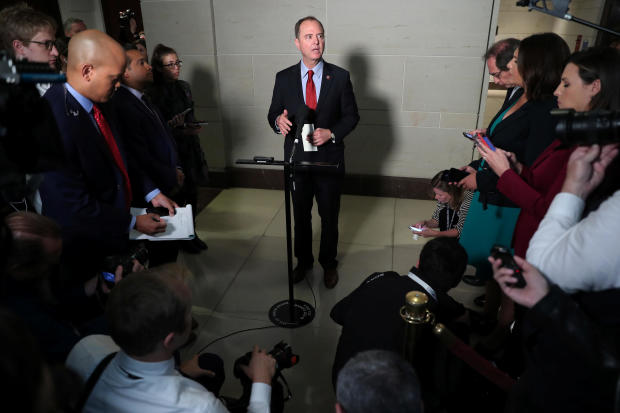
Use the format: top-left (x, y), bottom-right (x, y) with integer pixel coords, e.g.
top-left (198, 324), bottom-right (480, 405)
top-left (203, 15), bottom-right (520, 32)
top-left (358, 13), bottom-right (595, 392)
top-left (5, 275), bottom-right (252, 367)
top-left (546, 192), bottom-right (584, 224)
top-left (249, 382), bottom-right (271, 405)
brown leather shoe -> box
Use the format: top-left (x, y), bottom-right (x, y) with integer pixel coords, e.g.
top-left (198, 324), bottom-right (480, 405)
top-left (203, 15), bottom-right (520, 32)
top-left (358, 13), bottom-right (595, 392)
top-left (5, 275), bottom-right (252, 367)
top-left (324, 268), bottom-right (339, 289)
top-left (292, 265), bottom-right (312, 284)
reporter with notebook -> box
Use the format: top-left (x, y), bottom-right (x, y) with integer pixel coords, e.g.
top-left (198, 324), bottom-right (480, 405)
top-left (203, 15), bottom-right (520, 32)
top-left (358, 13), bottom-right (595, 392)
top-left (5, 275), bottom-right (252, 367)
top-left (111, 44), bottom-right (183, 265)
top-left (39, 30), bottom-right (176, 281)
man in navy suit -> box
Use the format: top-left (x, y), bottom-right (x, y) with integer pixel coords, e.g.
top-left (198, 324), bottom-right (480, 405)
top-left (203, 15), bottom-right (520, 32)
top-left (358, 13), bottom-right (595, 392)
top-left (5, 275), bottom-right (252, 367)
top-left (111, 47), bottom-right (182, 202)
top-left (110, 46), bottom-right (184, 263)
top-left (267, 16), bottom-right (359, 288)
top-left (39, 30), bottom-right (175, 279)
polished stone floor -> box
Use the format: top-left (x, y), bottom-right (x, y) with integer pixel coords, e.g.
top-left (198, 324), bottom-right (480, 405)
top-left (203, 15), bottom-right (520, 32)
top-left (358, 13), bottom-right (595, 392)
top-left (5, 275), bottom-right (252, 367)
top-left (179, 188), bottom-right (481, 412)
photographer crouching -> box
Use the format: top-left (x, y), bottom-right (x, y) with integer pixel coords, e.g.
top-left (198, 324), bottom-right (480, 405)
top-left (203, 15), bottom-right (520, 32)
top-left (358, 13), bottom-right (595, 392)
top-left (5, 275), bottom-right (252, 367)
top-left (66, 264), bottom-right (276, 413)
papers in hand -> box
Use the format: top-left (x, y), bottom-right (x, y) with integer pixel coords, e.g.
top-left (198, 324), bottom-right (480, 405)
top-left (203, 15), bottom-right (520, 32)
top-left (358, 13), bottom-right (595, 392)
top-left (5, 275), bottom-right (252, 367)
top-left (129, 205), bottom-right (195, 241)
top-left (302, 123), bottom-right (318, 152)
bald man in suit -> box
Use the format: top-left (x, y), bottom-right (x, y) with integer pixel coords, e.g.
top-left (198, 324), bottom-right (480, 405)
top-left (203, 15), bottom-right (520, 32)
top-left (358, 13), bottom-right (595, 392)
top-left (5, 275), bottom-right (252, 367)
top-left (40, 30), bottom-right (176, 278)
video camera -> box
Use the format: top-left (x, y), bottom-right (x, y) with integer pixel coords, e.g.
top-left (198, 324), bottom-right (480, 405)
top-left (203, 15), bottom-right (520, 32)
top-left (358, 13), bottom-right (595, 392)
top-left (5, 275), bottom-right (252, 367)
top-left (100, 243), bottom-right (149, 288)
top-left (553, 109), bottom-right (620, 146)
top-left (219, 341), bottom-right (299, 413)
top-left (1, 52), bottom-right (65, 217)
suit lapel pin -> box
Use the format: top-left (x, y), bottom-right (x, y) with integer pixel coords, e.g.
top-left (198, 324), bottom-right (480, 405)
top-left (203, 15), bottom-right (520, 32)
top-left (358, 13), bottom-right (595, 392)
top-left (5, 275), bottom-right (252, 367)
top-left (326, 75), bottom-right (331, 80)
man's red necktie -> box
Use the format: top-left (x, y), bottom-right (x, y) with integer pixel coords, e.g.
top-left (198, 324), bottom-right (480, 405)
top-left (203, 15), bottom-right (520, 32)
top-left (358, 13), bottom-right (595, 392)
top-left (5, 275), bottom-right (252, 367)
top-left (92, 104), bottom-right (133, 209)
top-left (306, 69), bottom-right (317, 110)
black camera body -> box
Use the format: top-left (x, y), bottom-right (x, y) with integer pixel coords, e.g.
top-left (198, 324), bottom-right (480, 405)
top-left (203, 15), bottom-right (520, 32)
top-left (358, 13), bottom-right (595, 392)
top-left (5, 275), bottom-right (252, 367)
top-left (101, 243), bottom-right (149, 277)
top-left (223, 342), bottom-right (296, 413)
top-left (490, 245), bottom-right (526, 288)
top-left (553, 109), bottom-right (620, 146)
top-left (233, 341), bottom-right (298, 379)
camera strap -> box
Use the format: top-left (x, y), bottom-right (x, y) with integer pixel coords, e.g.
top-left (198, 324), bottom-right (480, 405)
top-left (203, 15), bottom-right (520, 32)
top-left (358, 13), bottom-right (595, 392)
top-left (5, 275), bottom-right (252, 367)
top-left (75, 351), bottom-right (118, 412)
top-left (276, 371), bottom-right (293, 401)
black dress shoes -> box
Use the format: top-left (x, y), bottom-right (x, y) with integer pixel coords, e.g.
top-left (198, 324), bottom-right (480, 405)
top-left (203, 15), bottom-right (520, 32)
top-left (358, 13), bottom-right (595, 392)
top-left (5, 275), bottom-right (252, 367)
top-left (324, 268), bottom-right (339, 289)
top-left (292, 265), bottom-right (312, 284)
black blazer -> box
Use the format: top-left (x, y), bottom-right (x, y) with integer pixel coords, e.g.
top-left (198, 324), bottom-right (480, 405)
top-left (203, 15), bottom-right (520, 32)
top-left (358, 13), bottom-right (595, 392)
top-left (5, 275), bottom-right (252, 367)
top-left (267, 61), bottom-right (359, 168)
top-left (40, 84), bottom-right (152, 256)
top-left (110, 86), bottom-right (179, 195)
top-left (472, 93), bottom-right (557, 206)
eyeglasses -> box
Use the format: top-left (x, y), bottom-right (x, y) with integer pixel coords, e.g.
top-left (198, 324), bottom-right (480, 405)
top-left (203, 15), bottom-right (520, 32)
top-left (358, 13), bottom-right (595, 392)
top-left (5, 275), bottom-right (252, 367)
top-left (24, 39), bottom-right (56, 51)
top-left (162, 60), bottom-right (183, 68)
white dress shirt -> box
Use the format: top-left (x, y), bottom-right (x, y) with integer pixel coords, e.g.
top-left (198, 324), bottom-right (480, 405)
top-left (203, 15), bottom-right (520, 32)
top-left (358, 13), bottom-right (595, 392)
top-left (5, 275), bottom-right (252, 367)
top-left (66, 335), bottom-right (271, 413)
top-left (527, 190), bottom-right (620, 293)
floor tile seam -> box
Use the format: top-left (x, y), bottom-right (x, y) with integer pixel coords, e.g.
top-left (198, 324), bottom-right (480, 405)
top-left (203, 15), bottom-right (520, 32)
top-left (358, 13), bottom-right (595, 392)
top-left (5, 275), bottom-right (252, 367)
top-left (262, 199), bottom-right (286, 237)
top-left (210, 234), bottom-right (266, 313)
top-left (257, 233), bottom-right (394, 249)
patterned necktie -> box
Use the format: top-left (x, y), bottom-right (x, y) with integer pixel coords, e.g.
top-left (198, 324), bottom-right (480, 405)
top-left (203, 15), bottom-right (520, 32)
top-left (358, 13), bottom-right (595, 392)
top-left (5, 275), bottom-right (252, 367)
top-left (306, 69), bottom-right (317, 110)
top-left (92, 104), bottom-right (132, 209)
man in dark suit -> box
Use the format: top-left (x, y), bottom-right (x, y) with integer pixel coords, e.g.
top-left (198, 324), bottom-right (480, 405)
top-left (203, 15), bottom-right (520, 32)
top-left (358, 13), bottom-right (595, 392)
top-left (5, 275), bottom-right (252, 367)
top-left (39, 30), bottom-right (175, 279)
top-left (110, 46), bottom-right (186, 264)
top-left (112, 47), bottom-right (181, 199)
top-left (330, 238), bottom-right (468, 406)
top-left (267, 16), bottom-right (359, 288)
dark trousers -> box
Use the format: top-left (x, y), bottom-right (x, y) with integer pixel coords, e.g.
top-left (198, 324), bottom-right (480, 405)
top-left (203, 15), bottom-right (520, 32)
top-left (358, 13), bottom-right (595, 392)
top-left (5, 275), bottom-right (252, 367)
top-left (292, 169), bottom-right (343, 270)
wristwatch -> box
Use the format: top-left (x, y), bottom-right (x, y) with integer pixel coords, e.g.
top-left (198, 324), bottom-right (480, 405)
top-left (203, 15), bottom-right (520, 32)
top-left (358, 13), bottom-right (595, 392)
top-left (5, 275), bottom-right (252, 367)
top-left (331, 132), bottom-right (336, 143)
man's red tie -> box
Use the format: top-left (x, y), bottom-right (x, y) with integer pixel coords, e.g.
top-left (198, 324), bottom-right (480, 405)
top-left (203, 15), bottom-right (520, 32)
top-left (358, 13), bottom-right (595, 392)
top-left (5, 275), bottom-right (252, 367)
top-left (306, 69), bottom-right (317, 110)
top-left (92, 104), bottom-right (133, 209)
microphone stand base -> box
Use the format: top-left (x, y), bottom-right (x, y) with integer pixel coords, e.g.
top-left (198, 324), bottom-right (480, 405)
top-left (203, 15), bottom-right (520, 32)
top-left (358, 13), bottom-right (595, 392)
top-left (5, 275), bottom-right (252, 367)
top-left (268, 299), bottom-right (315, 328)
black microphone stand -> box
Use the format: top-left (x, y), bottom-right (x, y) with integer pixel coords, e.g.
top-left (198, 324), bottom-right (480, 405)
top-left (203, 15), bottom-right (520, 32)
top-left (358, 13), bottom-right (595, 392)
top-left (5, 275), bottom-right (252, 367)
top-left (236, 132), bottom-right (338, 328)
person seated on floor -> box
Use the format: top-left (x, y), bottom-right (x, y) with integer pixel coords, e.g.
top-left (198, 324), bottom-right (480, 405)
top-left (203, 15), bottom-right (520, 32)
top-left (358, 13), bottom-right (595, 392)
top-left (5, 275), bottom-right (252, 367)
top-left (2, 211), bottom-right (131, 362)
top-left (411, 169), bottom-right (473, 239)
top-left (330, 237), bottom-right (469, 408)
top-left (335, 349), bottom-right (423, 413)
top-left (65, 264), bottom-right (276, 413)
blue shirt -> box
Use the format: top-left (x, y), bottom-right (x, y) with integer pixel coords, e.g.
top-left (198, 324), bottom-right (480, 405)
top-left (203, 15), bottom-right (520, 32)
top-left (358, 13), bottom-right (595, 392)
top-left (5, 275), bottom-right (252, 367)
top-left (300, 60), bottom-right (323, 103)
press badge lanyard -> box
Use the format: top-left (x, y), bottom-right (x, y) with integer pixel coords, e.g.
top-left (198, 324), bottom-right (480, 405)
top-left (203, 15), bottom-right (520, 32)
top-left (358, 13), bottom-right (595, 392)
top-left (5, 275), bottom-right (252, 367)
top-left (407, 272), bottom-right (437, 301)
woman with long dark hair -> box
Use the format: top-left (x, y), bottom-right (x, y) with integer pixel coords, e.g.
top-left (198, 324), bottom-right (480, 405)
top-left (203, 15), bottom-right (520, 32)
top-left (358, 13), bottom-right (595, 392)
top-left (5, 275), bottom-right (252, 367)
top-left (478, 47), bottom-right (620, 257)
top-left (146, 44), bottom-right (208, 252)
top-left (458, 33), bottom-right (570, 287)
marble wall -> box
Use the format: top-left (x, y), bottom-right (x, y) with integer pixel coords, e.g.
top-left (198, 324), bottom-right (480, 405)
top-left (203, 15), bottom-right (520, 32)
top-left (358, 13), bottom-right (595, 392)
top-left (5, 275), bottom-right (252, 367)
top-left (137, 0), bottom-right (504, 178)
top-left (57, 0), bottom-right (105, 32)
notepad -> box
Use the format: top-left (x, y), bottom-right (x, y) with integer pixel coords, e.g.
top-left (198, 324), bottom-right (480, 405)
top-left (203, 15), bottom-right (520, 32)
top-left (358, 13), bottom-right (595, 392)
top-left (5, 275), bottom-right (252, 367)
top-left (302, 123), bottom-right (318, 152)
top-left (129, 205), bottom-right (195, 241)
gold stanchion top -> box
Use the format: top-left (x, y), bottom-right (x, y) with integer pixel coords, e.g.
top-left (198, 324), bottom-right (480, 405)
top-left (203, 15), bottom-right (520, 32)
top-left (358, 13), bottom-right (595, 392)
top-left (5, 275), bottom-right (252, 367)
top-left (400, 291), bottom-right (431, 324)
top-left (406, 291), bottom-right (428, 307)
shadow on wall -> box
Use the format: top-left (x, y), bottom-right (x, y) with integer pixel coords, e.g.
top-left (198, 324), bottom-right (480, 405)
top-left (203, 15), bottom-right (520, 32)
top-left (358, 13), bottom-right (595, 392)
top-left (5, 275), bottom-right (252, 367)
top-left (345, 48), bottom-right (395, 182)
top-left (188, 64), bottom-right (223, 175)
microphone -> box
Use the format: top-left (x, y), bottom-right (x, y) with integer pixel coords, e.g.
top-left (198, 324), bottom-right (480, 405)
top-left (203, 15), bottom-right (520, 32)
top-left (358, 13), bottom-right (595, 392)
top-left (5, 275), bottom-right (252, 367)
top-left (289, 104), bottom-right (310, 164)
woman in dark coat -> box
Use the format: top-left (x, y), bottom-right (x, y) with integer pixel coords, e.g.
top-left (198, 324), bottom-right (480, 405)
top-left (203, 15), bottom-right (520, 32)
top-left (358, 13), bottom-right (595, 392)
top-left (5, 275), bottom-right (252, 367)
top-left (147, 44), bottom-right (208, 252)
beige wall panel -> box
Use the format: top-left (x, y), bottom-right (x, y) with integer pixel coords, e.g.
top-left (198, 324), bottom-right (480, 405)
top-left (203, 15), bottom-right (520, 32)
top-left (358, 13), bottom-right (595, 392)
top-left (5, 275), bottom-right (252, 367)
top-left (325, 53), bottom-right (406, 113)
top-left (199, 122), bottom-right (227, 169)
top-left (181, 55), bottom-right (220, 108)
top-left (212, 0), bottom-right (325, 54)
top-left (218, 55), bottom-right (254, 107)
top-left (403, 56), bottom-right (484, 113)
top-left (141, 1), bottom-right (215, 56)
top-left (439, 113), bottom-right (478, 130)
top-left (327, 0), bottom-right (494, 56)
top-left (253, 55), bottom-right (301, 107)
top-left (345, 126), bottom-right (473, 177)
